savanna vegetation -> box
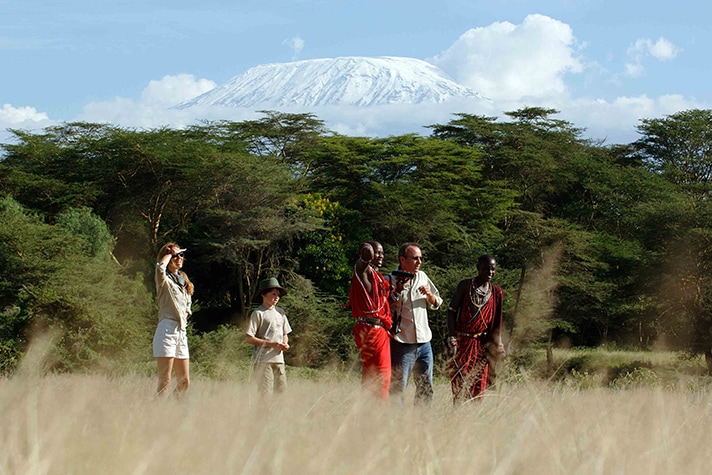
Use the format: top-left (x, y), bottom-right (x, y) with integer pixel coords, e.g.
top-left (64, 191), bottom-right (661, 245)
top-left (3, 107), bottom-right (712, 383)
top-left (2, 340), bottom-right (711, 474)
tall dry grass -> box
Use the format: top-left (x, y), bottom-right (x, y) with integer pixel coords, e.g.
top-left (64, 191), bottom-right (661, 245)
top-left (3, 345), bottom-right (712, 475)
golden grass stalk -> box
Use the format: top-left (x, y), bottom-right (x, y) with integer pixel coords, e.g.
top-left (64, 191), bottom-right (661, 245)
top-left (2, 368), bottom-right (711, 474)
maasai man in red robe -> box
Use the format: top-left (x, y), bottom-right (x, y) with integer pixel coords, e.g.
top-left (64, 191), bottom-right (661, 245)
top-left (349, 241), bottom-right (393, 399)
top-left (447, 254), bottom-right (505, 403)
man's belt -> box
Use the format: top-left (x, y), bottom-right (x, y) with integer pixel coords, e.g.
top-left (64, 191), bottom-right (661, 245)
top-left (457, 330), bottom-right (487, 340)
top-left (356, 317), bottom-right (383, 327)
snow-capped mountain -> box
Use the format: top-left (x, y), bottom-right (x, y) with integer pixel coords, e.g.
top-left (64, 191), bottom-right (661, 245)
top-left (176, 56), bottom-right (482, 109)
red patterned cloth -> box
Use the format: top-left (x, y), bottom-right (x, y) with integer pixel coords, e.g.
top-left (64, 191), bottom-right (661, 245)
top-left (350, 266), bottom-right (392, 398)
top-left (349, 267), bottom-right (392, 328)
top-left (449, 279), bottom-right (504, 402)
top-left (352, 322), bottom-right (391, 399)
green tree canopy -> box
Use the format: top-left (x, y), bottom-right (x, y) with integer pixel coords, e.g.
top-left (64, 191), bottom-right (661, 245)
top-left (0, 197), bottom-right (154, 373)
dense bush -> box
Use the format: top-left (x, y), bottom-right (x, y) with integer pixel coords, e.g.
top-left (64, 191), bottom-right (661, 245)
top-left (278, 276), bottom-right (358, 369)
top-left (0, 197), bottom-right (155, 374)
top-left (188, 325), bottom-right (254, 379)
top-left (4, 108), bottom-right (712, 374)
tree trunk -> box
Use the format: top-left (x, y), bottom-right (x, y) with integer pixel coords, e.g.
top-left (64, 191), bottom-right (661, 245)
top-left (705, 349), bottom-right (712, 376)
top-left (546, 329), bottom-right (554, 375)
top-left (508, 265), bottom-right (526, 348)
top-left (546, 344), bottom-right (554, 376)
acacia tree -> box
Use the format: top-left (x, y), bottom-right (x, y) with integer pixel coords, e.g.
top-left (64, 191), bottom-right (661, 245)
top-left (8, 109), bottom-right (712, 368)
top-left (366, 134), bottom-right (513, 266)
top-left (205, 111), bottom-right (329, 180)
top-left (635, 109), bottom-right (712, 371)
top-left (186, 149), bottom-right (321, 320)
top-left (303, 133), bottom-right (515, 267)
top-left (0, 122), bottom-right (325, 324)
top-left (430, 107), bottom-right (658, 346)
top-left (0, 123), bottom-right (233, 256)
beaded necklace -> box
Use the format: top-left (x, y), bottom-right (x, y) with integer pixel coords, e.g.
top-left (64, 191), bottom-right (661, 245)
top-left (354, 264), bottom-right (387, 315)
top-left (469, 279), bottom-right (491, 308)
top-left (467, 279), bottom-right (491, 327)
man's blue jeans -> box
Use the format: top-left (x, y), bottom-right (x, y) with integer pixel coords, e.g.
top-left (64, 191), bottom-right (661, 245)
top-left (389, 340), bottom-right (434, 405)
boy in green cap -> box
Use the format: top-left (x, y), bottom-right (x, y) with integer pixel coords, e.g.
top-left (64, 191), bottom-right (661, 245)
top-left (245, 277), bottom-right (292, 395)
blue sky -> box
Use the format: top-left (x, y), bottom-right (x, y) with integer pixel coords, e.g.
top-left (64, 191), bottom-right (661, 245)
top-left (1, 0), bottom-right (709, 143)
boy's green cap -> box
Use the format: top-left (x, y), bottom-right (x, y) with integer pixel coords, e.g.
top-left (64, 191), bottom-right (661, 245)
top-left (254, 277), bottom-right (288, 302)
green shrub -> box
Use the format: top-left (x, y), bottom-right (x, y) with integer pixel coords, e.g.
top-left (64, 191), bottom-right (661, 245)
top-left (605, 360), bottom-right (654, 386)
top-left (551, 354), bottom-right (593, 380)
top-left (608, 367), bottom-right (659, 389)
top-left (564, 368), bottom-right (603, 390)
top-left (277, 279), bottom-right (357, 369)
top-left (0, 197), bottom-right (155, 374)
top-left (188, 325), bottom-right (253, 379)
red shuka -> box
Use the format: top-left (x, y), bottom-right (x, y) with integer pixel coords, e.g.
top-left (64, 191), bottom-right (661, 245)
top-left (350, 266), bottom-right (392, 399)
top-left (450, 280), bottom-right (504, 402)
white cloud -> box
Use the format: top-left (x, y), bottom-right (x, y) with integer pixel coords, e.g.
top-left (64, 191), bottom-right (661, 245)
top-left (215, 93), bottom-right (700, 145)
top-left (624, 61), bottom-right (645, 78)
top-left (625, 37), bottom-right (681, 77)
top-left (73, 76), bottom-right (705, 146)
top-left (0, 103), bottom-right (49, 123)
top-left (140, 74), bottom-right (216, 107)
top-left (430, 14), bottom-right (583, 101)
top-left (425, 18), bottom-right (700, 143)
top-left (284, 36), bottom-right (305, 61)
top-left (630, 37), bottom-right (680, 61)
top-left (79, 74), bottom-right (220, 128)
top-left (308, 99), bottom-right (491, 137)
top-left (0, 104), bottom-right (54, 145)
top-left (528, 93), bottom-right (702, 143)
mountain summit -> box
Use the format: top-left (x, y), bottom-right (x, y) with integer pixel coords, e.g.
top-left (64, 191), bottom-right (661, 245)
top-left (176, 56), bottom-right (481, 109)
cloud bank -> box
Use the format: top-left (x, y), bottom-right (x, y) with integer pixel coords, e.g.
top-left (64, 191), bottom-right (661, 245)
top-left (0, 15), bottom-right (700, 146)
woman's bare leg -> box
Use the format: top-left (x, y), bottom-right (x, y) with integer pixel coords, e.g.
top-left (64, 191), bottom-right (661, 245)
top-left (173, 358), bottom-right (190, 394)
top-left (156, 357), bottom-right (174, 395)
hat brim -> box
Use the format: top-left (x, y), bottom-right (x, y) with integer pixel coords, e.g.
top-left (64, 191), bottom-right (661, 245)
top-left (253, 286), bottom-right (288, 302)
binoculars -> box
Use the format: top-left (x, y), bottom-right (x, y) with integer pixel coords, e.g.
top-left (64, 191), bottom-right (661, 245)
top-left (392, 269), bottom-right (415, 280)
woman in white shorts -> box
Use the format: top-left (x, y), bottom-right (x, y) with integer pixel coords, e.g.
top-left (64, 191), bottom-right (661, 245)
top-left (153, 242), bottom-right (194, 395)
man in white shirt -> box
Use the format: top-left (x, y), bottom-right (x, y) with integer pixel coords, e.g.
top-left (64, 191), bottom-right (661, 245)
top-left (388, 243), bottom-right (442, 405)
